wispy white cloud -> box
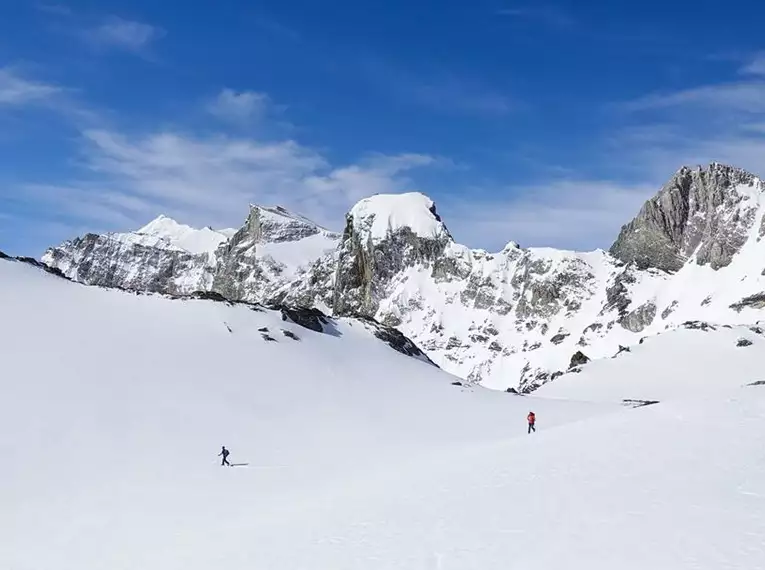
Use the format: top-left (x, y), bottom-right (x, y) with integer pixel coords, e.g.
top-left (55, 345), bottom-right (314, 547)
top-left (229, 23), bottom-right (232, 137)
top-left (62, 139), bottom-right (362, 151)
top-left (444, 179), bottom-right (654, 251)
top-left (0, 67), bottom-right (62, 105)
top-left (85, 17), bottom-right (164, 53)
top-left (207, 89), bottom-right (273, 124)
top-left (740, 52), bottom-right (765, 76)
top-left (618, 80), bottom-right (765, 114)
top-left (612, 70), bottom-right (765, 183)
top-left (21, 128), bottom-right (437, 233)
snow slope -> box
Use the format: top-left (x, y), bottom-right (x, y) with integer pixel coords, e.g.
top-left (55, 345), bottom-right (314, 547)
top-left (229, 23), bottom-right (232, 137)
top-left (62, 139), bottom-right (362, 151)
top-left (3, 257), bottom-right (765, 569)
top-left (537, 323), bottom-right (765, 402)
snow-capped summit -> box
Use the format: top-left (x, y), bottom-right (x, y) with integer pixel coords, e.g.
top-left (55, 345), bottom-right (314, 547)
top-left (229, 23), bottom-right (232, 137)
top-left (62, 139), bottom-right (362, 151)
top-left (348, 192), bottom-right (452, 242)
top-left (126, 215), bottom-right (235, 255)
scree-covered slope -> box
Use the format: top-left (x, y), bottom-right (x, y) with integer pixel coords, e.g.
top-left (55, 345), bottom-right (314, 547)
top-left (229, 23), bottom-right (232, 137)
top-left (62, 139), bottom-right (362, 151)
top-left (2, 257), bottom-right (765, 569)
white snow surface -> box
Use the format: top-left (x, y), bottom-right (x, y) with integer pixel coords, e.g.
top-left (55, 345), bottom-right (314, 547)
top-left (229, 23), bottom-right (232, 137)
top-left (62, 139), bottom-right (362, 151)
top-left (125, 215), bottom-right (234, 254)
top-left (349, 192), bottom-right (449, 241)
top-left (537, 324), bottom-right (765, 402)
top-left (3, 257), bottom-right (765, 569)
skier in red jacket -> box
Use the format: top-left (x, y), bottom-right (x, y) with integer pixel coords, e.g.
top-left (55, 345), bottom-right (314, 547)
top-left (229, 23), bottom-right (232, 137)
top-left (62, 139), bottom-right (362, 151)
top-left (527, 411), bottom-right (536, 434)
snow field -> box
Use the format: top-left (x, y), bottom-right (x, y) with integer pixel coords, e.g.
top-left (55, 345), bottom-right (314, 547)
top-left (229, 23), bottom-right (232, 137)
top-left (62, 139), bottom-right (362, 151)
top-left (2, 258), bottom-right (765, 569)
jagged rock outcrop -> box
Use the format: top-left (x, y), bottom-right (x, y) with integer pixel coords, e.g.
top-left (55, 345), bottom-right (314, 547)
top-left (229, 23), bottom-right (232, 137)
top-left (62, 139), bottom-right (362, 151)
top-left (279, 306), bottom-right (331, 333)
top-left (619, 301), bottom-right (657, 333)
top-left (332, 193), bottom-right (453, 316)
top-left (730, 293), bottom-right (765, 312)
top-left (611, 163), bottom-right (762, 271)
top-left (569, 351), bottom-right (590, 370)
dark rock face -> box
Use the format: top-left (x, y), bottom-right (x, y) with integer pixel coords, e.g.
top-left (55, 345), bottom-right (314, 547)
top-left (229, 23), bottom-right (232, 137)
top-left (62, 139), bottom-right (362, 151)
top-left (518, 367), bottom-right (564, 393)
top-left (281, 330), bottom-right (300, 341)
top-left (619, 301), bottom-right (657, 333)
top-left (682, 320), bottom-right (717, 331)
top-left (568, 351), bottom-right (590, 370)
top-left (737, 338), bottom-right (754, 347)
top-left (730, 293), bottom-right (765, 312)
top-left (610, 163), bottom-right (761, 272)
top-left (550, 333), bottom-right (569, 345)
top-left (613, 345), bottom-right (631, 358)
top-left (661, 301), bottom-right (678, 320)
top-left (279, 306), bottom-right (330, 333)
top-left (354, 315), bottom-right (436, 364)
top-left (601, 270), bottom-right (635, 318)
top-left (749, 380), bottom-right (765, 386)
top-left (190, 290), bottom-right (234, 304)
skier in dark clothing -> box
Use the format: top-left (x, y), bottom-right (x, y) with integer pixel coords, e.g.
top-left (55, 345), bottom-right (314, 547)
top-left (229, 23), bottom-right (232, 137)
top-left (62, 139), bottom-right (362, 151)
top-left (219, 446), bottom-right (230, 466)
top-left (527, 411), bottom-right (536, 434)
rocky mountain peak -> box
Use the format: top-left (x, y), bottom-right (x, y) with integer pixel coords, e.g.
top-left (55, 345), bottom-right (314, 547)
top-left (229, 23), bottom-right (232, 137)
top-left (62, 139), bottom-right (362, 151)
top-left (237, 204), bottom-right (338, 245)
top-left (610, 162), bottom-right (764, 272)
top-left (333, 193), bottom-right (455, 316)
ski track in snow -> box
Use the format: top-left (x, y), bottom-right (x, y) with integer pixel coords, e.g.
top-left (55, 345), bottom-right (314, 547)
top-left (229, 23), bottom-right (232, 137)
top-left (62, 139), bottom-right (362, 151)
top-left (2, 258), bottom-right (765, 569)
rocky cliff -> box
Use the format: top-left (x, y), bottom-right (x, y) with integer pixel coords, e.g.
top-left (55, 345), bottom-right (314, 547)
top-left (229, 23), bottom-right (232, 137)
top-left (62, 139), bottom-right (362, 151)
top-left (42, 163), bottom-right (765, 391)
top-left (611, 162), bottom-right (762, 271)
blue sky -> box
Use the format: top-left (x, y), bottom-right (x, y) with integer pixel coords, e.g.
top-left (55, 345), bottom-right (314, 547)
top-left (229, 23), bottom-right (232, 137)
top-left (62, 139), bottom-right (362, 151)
top-left (2, 0), bottom-right (765, 255)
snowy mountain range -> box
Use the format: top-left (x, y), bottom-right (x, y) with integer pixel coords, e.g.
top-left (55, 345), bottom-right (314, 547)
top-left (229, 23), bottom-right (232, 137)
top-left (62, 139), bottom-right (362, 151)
top-left (42, 162), bottom-right (765, 391)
